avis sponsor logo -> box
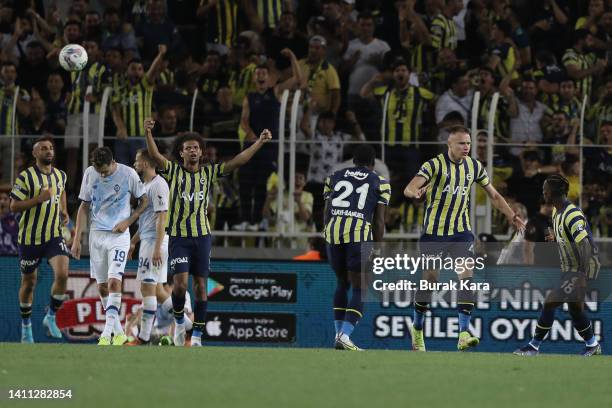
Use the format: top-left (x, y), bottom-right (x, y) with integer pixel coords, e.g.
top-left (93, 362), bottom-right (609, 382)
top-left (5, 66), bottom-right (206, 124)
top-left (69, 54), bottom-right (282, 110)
top-left (441, 185), bottom-right (469, 196)
top-left (180, 191), bottom-right (206, 201)
top-left (344, 169), bottom-right (368, 181)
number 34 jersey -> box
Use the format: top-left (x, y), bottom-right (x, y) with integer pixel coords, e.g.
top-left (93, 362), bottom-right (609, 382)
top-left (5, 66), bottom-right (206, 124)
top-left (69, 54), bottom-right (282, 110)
top-left (323, 167), bottom-right (391, 244)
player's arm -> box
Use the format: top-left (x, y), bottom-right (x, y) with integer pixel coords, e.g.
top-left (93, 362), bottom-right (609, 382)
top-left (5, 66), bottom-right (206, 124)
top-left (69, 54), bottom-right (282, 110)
top-left (275, 48), bottom-right (303, 95)
top-left (60, 190), bottom-right (69, 225)
top-left (372, 203), bottom-right (386, 242)
top-left (128, 230), bottom-right (140, 260)
top-left (223, 129), bottom-right (273, 173)
top-left (239, 97), bottom-right (257, 141)
top-left (143, 118), bottom-right (168, 169)
top-left (71, 201), bottom-right (90, 259)
top-left (144, 44), bottom-right (168, 84)
top-left (403, 175), bottom-right (428, 200)
top-left (9, 188), bottom-right (53, 212)
top-left (152, 211), bottom-right (167, 267)
top-left (112, 194), bottom-right (149, 233)
top-left (482, 184), bottom-right (526, 232)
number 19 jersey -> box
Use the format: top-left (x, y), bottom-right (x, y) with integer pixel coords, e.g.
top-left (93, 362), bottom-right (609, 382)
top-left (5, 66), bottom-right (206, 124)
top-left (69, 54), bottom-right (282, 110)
top-left (323, 167), bottom-right (390, 244)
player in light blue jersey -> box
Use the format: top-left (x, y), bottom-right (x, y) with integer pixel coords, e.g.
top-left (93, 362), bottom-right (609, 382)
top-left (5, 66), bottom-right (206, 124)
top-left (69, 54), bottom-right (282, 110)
top-left (72, 147), bottom-right (148, 346)
top-left (126, 149), bottom-right (175, 345)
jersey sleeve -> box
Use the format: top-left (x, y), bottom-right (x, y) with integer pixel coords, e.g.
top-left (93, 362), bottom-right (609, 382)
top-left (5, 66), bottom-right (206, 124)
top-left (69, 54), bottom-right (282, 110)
top-left (562, 49), bottom-right (579, 68)
top-left (430, 17), bottom-right (444, 50)
top-left (418, 87), bottom-right (434, 101)
top-left (416, 159), bottom-right (435, 182)
top-left (565, 210), bottom-right (588, 242)
top-left (475, 161), bottom-right (490, 187)
top-left (10, 171), bottom-right (30, 201)
top-left (151, 179), bottom-right (170, 213)
top-left (323, 176), bottom-right (332, 200)
top-left (159, 159), bottom-right (176, 182)
top-left (129, 168), bottom-right (146, 198)
top-left (78, 167), bottom-right (93, 202)
top-left (373, 85), bottom-right (388, 97)
top-left (209, 162), bottom-right (226, 183)
top-left (377, 176), bottom-right (391, 206)
top-left (325, 65), bottom-right (341, 91)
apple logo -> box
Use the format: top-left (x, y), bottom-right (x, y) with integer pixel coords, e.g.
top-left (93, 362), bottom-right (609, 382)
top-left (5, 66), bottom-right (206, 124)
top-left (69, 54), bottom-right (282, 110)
top-left (206, 316), bottom-right (222, 337)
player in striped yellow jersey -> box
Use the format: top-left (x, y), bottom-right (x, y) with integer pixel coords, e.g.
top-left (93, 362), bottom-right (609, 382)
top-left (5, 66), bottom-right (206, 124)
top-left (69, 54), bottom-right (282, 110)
top-left (144, 118), bottom-right (272, 346)
top-left (404, 126), bottom-right (525, 352)
top-left (9, 137), bottom-right (70, 343)
top-left (324, 145), bottom-right (389, 350)
top-left (429, 0), bottom-right (462, 51)
top-left (515, 175), bottom-right (602, 357)
top-left (111, 44), bottom-right (167, 165)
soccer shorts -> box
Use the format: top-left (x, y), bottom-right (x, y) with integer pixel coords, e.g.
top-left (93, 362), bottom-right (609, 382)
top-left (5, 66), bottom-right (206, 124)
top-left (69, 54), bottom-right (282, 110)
top-left (418, 231), bottom-right (475, 260)
top-left (326, 242), bottom-right (363, 275)
top-left (89, 230), bottom-right (130, 284)
top-left (168, 235), bottom-right (212, 277)
top-left (137, 235), bottom-right (169, 284)
top-left (549, 272), bottom-right (588, 303)
top-left (18, 237), bottom-right (70, 274)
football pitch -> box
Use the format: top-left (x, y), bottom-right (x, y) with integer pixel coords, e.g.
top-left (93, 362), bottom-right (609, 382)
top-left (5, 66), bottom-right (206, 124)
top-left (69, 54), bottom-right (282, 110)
top-left (1, 344), bottom-right (611, 408)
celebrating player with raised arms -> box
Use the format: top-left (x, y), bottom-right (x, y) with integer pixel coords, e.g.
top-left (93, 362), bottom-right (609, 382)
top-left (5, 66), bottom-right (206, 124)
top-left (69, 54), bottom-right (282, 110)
top-left (143, 118), bottom-right (272, 347)
top-left (324, 144), bottom-right (390, 351)
top-left (514, 175), bottom-right (601, 356)
top-left (10, 137), bottom-right (70, 343)
top-left (404, 125), bottom-right (525, 351)
top-left (72, 147), bottom-right (148, 346)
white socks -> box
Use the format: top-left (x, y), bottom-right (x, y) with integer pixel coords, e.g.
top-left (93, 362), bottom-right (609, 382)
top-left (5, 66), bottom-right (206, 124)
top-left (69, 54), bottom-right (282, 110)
top-left (139, 296), bottom-right (157, 342)
top-left (101, 293), bottom-right (123, 338)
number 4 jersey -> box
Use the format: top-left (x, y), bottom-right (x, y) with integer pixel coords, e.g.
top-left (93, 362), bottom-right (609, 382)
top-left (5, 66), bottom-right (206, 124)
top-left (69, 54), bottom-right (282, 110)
top-left (323, 167), bottom-right (391, 244)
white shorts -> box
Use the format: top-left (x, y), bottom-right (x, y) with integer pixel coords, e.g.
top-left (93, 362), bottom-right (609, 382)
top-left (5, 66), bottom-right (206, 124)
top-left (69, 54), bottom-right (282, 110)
top-left (137, 235), bottom-right (169, 284)
top-left (65, 113), bottom-right (100, 148)
top-left (89, 230), bottom-right (131, 284)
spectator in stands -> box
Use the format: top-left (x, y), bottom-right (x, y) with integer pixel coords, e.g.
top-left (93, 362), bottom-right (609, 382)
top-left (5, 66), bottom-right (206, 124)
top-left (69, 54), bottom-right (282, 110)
top-left (0, 191), bottom-right (18, 256)
top-left (585, 121), bottom-right (612, 181)
top-left (263, 170), bottom-right (314, 249)
top-left (203, 86), bottom-right (241, 157)
top-left (342, 12), bottom-right (390, 129)
top-left (0, 62), bottom-right (30, 183)
top-left (197, 50), bottom-right (229, 111)
top-left (20, 97), bottom-right (58, 161)
top-left (197, 0), bottom-right (239, 50)
top-left (229, 36), bottom-right (258, 107)
top-left (0, 16), bottom-right (34, 62)
top-left (476, 66), bottom-right (518, 142)
top-left (135, 0), bottom-right (181, 64)
top-left (560, 153), bottom-right (581, 203)
top-left (17, 41), bottom-right (49, 95)
top-left (429, 0), bottom-right (463, 52)
top-left (301, 110), bottom-right (365, 228)
top-left (509, 77), bottom-right (547, 157)
top-left (152, 105), bottom-right (179, 154)
top-left (562, 29), bottom-right (606, 100)
top-left (543, 76), bottom-right (581, 134)
top-left (360, 57), bottom-right (434, 204)
top-left (435, 69), bottom-right (473, 129)
top-left (299, 35), bottom-right (341, 117)
top-left (101, 8), bottom-right (139, 60)
top-left (44, 72), bottom-right (67, 136)
top-left (544, 110), bottom-right (579, 164)
top-left (263, 11), bottom-right (308, 80)
top-left (235, 49), bottom-right (302, 231)
top-left (507, 150), bottom-right (547, 217)
top-left (111, 44), bottom-right (167, 164)
top-left (487, 19), bottom-right (519, 81)
top-left (587, 76), bottom-right (612, 142)
top-left (524, 200), bottom-right (556, 265)
top-left (84, 10), bottom-right (103, 43)
top-left (504, 5), bottom-right (531, 69)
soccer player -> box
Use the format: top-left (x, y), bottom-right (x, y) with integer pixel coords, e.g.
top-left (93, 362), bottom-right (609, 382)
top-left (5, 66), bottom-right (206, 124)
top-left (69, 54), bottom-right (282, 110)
top-left (514, 175), bottom-right (602, 356)
top-left (71, 147), bottom-right (148, 346)
top-left (143, 118), bottom-right (272, 347)
top-left (404, 125), bottom-right (525, 351)
top-left (124, 149), bottom-right (171, 345)
top-left (10, 137), bottom-right (70, 343)
top-left (324, 144), bottom-right (390, 351)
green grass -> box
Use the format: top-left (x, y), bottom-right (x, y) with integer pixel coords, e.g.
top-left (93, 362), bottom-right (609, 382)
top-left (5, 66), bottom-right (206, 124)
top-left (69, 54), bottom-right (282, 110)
top-left (1, 344), bottom-right (611, 408)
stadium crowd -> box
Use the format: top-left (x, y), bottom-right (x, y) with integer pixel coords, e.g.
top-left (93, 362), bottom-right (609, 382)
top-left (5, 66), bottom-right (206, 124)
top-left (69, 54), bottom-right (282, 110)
top-left (0, 0), bottom-right (611, 254)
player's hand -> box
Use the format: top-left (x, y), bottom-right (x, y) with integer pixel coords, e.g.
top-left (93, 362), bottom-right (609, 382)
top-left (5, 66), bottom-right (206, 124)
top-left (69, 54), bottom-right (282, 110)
top-left (258, 129), bottom-right (272, 143)
top-left (112, 220), bottom-right (130, 233)
top-left (545, 227), bottom-right (555, 242)
top-left (144, 118), bottom-right (155, 134)
top-left (280, 48), bottom-right (295, 59)
top-left (127, 242), bottom-right (136, 260)
top-left (60, 210), bottom-right (69, 226)
top-left (413, 186), bottom-right (428, 202)
top-left (71, 240), bottom-right (81, 260)
top-left (37, 187), bottom-right (53, 203)
top-left (510, 213), bottom-right (526, 233)
top-left (152, 247), bottom-right (162, 267)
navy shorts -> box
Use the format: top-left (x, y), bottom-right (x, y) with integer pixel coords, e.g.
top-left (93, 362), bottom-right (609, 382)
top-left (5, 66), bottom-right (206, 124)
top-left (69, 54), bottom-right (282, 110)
top-left (418, 231), bottom-right (475, 259)
top-left (326, 242), bottom-right (363, 275)
top-left (18, 237), bottom-right (70, 274)
top-left (169, 235), bottom-right (212, 278)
